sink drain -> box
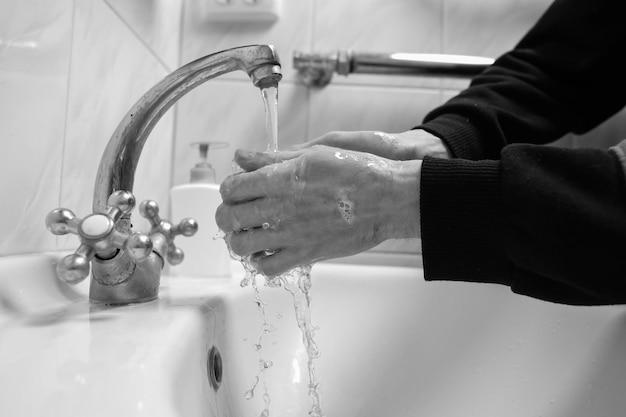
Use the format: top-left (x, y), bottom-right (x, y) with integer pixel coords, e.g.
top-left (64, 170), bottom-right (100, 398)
top-left (207, 346), bottom-right (223, 391)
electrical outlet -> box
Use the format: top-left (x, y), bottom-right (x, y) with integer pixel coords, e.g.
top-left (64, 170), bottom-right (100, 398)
top-left (203, 0), bottom-right (281, 22)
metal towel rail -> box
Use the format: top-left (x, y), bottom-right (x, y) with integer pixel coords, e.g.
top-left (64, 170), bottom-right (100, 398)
top-left (293, 50), bottom-right (494, 87)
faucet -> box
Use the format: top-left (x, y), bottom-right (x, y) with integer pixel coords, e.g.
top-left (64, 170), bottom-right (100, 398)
top-left (293, 49), bottom-right (494, 87)
top-left (45, 45), bottom-right (282, 305)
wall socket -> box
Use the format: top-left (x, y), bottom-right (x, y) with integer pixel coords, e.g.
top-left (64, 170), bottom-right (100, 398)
top-left (203, 0), bottom-right (281, 22)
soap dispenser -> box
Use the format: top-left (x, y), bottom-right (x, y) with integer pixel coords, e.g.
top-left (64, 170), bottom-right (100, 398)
top-left (170, 141), bottom-right (232, 278)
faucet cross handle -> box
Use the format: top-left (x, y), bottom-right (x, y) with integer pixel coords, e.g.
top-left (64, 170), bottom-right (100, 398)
top-left (45, 190), bottom-right (153, 284)
top-left (138, 200), bottom-right (198, 266)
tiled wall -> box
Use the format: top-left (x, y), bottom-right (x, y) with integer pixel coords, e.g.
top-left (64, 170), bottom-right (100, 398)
top-left (0, 0), bottom-right (181, 256)
top-left (2, 0), bottom-right (625, 258)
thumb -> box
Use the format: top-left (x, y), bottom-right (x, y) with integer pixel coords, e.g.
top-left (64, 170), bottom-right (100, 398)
top-left (234, 148), bottom-right (303, 171)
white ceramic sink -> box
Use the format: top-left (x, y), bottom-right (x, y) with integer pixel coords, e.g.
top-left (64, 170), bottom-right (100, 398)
top-left (1, 253), bottom-right (626, 417)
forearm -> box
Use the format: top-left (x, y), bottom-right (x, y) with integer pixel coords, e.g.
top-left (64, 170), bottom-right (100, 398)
top-left (418, 0), bottom-right (626, 160)
top-left (420, 144), bottom-right (626, 305)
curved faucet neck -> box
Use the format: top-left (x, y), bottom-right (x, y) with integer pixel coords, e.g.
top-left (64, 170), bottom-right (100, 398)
top-left (93, 44), bottom-right (281, 214)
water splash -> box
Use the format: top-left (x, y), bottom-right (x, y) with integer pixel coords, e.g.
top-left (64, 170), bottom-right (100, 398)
top-left (246, 265), bottom-right (273, 414)
top-left (220, 84), bottom-right (324, 417)
top-left (227, 239), bottom-right (324, 416)
top-left (278, 265), bottom-right (324, 417)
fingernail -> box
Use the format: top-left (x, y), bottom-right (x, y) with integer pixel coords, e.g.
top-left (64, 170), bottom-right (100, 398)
top-left (235, 149), bottom-right (254, 159)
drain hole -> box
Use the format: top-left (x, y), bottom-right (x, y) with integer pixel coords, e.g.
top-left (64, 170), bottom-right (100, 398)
top-left (207, 346), bottom-right (223, 391)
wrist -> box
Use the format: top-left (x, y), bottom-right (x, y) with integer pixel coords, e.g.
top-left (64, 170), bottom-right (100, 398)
top-left (384, 159), bottom-right (422, 240)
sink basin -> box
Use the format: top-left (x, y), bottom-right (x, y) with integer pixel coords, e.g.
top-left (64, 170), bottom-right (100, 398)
top-left (0, 253), bottom-right (234, 416)
top-left (1, 253), bottom-right (626, 417)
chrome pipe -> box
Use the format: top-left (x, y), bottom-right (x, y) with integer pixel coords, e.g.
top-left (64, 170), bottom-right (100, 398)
top-left (293, 50), bottom-right (494, 87)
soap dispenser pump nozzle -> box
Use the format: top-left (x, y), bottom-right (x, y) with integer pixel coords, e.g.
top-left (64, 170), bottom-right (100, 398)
top-left (190, 141), bottom-right (228, 183)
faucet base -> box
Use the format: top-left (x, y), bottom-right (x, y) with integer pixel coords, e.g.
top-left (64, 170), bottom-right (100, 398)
top-left (90, 252), bottom-right (163, 305)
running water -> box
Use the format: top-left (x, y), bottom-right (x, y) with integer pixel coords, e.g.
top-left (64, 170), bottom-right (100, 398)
top-left (278, 265), bottom-right (323, 417)
top-left (261, 85), bottom-right (279, 153)
top-left (225, 84), bottom-right (324, 417)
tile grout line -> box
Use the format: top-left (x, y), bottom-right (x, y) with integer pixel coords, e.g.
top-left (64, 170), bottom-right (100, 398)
top-left (304, 0), bottom-right (317, 142)
top-left (168, 0), bottom-right (187, 215)
top-left (101, 0), bottom-right (172, 73)
top-left (56, 0), bottom-right (78, 251)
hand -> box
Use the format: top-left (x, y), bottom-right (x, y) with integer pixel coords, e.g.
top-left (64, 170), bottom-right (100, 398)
top-left (216, 145), bottom-right (422, 276)
top-left (284, 129), bottom-right (450, 161)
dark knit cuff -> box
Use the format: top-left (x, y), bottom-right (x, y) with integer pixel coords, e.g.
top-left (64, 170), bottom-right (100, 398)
top-left (417, 114), bottom-right (487, 160)
top-left (420, 156), bottom-right (510, 284)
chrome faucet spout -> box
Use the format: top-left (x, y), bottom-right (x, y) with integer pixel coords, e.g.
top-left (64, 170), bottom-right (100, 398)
top-left (46, 45), bottom-right (281, 305)
top-left (94, 44), bottom-right (281, 213)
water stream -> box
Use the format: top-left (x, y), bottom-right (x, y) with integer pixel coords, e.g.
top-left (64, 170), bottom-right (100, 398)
top-left (261, 85), bottom-right (279, 153)
top-left (234, 84), bottom-right (324, 417)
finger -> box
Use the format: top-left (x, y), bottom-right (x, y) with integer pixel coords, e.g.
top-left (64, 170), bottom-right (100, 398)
top-left (289, 131), bottom-right (363, 151)
top-left (227, 227), bottom-right (283, 258)
top-left (220, 164), bottom-right (294, 204)
top-left (234, 149), bottom-right (280, 171)
top-left (220, 171), bottom-right (263, 204)
top-left (255, 247), bottom-right (309, 277)
top-left (234, 148), bottom-right (304, 172)
top-left (215, 198), bottom-right (282, 233)
top-left (289, 131), bottom-right (402, 159)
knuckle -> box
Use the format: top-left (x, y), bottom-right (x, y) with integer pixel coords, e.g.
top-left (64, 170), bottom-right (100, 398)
top-left (258, 260), bottom-right (280, 278)
top-left (219, 178), bottom-right (231, 198)
top-left (228, 232), bottom-right (248, 255)
top-left (214, 204), bottom-right (230, 231)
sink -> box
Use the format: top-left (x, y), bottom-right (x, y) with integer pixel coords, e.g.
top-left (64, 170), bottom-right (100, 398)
top-left (1, 253), bottom-right (626, 417)
top-left (0, 253), bottom-right (235, 416)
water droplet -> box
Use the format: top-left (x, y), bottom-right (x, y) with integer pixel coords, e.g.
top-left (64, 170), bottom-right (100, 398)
top-left (245, 375), bottom-right (260, 400)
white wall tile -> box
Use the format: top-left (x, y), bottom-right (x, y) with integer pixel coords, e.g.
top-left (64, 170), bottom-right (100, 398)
top-left (104, 0), bottom-right (183, 71)
top-left (0, 75), bottom-right (66, 255)
top-left (443, 0), bottom-right (552, 58)
top-left (308, 84), bottom-right (441, 136)
top-left (0, 0), bottom-right (73, 255)
top-left (314, 0), bottom-right (442, 53)
top-left (0, 0), bottom-right (73, 76)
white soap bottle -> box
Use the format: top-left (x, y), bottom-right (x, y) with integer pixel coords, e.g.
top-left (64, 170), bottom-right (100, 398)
top-left (170, 141), bottom-right (232, 278)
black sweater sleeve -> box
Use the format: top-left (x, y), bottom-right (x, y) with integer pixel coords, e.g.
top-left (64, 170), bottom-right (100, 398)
top-left (417, 0), bottom-right (626, 305)
top-left (420, 0), bottom-right (626, 160)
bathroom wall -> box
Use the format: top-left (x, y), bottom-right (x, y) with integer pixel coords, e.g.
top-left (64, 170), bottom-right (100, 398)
top-left (2, 0), bottom-right (625, 259)
top-left (0, 0), bottom-right (182, 256)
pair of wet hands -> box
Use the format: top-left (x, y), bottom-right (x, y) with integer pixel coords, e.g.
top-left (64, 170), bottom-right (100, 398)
top-left (215, 129), bottom-right (448, 277)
